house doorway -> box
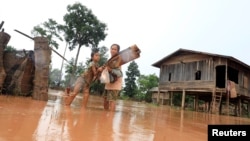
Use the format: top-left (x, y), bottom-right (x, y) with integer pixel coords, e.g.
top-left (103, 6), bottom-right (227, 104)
top-left (216, 65), bottom-right (239, 88)
top-left (216, 65), bottom-right (226, 88)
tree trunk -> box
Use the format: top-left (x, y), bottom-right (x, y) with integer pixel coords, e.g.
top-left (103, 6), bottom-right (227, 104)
top-left (59, 43), bottom-right (68, 86)
top-left (74, 45), bottom-right (81, 69)
top-left (69, 45), bottom-right (82, 86)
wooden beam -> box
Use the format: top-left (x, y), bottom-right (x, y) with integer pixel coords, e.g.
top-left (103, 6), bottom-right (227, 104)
top-left (225, 60), bottom-right (229, 115)
top-left (248, 102), bottom-right (250, 117)
top-left (156, 88), bottom-right (160, 104)
top-left (14, 29), bottom-right (72, 66)
top-left (210, 89), bottom-right (216, 114)
top-left (181, 89), bottom-right (186, 110)
top-left (238, 97), bottom-right (242, 116)
top-left (195, 94), bottom-right (199, 111)
top-left (170, 91), bottom-right (173, 106)
top-left (226, 89), bottom-right (230, 115)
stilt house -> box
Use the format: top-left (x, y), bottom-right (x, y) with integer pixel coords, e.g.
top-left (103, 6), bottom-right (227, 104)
top-left (152, 48), bottom-right (250, 116)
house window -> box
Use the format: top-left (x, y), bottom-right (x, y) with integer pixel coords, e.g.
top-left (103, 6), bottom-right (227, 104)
top-left (168, 73), bottom-right (171, 81)
top-left (195, 70), bottom-right (201, 80)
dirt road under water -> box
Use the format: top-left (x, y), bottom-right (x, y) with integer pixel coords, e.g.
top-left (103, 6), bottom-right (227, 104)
top-left (0, 89), bottom-right (250, 141)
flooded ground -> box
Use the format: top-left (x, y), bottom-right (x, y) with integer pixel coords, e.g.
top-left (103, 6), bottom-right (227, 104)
top-left (0, 89), bottom-right (250, 141)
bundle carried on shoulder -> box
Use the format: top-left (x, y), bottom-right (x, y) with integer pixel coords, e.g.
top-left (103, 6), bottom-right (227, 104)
top-left (99, 44), bottom-right (141, 83)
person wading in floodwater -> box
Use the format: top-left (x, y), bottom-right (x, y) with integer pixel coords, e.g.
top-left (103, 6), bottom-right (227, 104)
top-left (102, 44), bottom-right (123, 111)
top-left (64, 48), bottom-right (104, 107)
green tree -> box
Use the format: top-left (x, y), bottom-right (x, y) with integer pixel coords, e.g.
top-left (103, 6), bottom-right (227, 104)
top-left (172, 93), bottom-right (194, 109)
top-left (97, 46), bottom-right (109, 66)
top-left (123, 61), bottom-right (140, 98)
top-left (137, 74), bottom-right (159, 102)
top-left (4, 45), bottom-right (16, 51)
top-left (137, 74), bottom-right (159, 94)
top-left (49, 68), bottom-right (61, 87)
top-left (64, 58), bottom-right (85, 86)
top-left (60, 2), bottom-right (107, 80)
top-left (31, 18), bottom-right (63, 49)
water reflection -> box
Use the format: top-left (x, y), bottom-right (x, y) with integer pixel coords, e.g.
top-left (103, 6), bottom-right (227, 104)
top-left (0, 95), bottom-right (46, 141)
top-left (0, 91), bottom-right (250, 141)
top-left (33, 101), bottom-right (67, 141)
top-left (112, 100), bottom-right (155, 141)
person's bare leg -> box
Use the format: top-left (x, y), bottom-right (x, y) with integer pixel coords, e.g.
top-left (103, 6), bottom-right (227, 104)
top-left (82, 87), bottom-right (89, 108)
top-left (64, 87), bottom-right (71, 95)
top-left (109, 101), bottom-right (116, 112)
top-left (71, 82), bottom-right (82, 96)
top-left (103, 97), bottom-right (109, 110)
top-left (64, 95), bottom-right (75, 106)
top-left (64, 80), bottom-right (82, 106)
top-left (109, 90), bottom-right (118, 111)
top-left (82, 94), bottom-right (89, 108)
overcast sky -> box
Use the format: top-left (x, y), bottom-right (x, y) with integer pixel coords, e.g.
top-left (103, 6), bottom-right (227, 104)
top-left (1, 0), bottom-right (250, 77)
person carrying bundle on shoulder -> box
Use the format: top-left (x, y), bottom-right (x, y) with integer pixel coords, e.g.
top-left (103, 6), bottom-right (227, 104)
top-left (102, 44), bottom-right (123, 111)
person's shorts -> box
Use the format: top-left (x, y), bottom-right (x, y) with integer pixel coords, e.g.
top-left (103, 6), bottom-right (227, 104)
top-left (74, 76), bottom-right (84, 86)
top-left (103, 90), bottom-right (120, 101)
top-left (73, 76), bottom-right (89, 90)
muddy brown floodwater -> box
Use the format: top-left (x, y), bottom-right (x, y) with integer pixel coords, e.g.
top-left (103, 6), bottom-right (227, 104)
top-left (1, 89), bottom-right (250, 141)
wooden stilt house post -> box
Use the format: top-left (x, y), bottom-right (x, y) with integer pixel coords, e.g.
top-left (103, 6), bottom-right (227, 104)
top-left (237, 97), bottom-right (242, 116)
top-left (170, 91), bottom-right (173, 106)
top-left (181, 89), bottom-right (186, 109)
top-left (195, 94), bottom-right (199, 111)
top-left (211, 89), bottom-right (215, 113)
top-left (156, 87), bottom-right (160, 104)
